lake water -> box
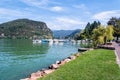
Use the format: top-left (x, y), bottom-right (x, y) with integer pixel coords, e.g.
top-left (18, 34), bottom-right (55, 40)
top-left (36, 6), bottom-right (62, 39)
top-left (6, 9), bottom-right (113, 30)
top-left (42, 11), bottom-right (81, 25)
top-left (0, 39), bottom-right (80, 80)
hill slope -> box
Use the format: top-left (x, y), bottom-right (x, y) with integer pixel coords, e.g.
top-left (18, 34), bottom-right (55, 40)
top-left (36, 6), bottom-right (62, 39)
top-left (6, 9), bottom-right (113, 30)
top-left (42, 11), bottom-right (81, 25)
top-left (53, 30), bottom-right (74, 39)
top-left (0, 19), bottom-right (53, 39)
top-left (66, 29), bottom-right (81, 39)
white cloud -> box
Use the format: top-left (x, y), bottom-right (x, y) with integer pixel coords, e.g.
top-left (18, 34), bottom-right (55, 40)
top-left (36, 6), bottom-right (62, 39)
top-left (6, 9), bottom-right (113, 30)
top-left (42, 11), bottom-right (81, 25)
top-left (0, 8), bottom-right (44, 23)
top-left (0, 8), bottom-right (27, 17)
top-left (46, 17), bottom-right (86, 30)
top-left (0, 7), bottom-right (85, 30)
top-left (20, 0), bottom-right (49, 8)
top-left (50, 6), bottom-right (63, 12)
top-left (92, 10), bottom-right (120, 22)
top-left (56, 17), bottom-right (85, 25)
top-left (73, 4), bottom-right (87, 10)
top-left (73, 4), bottom-right (91, 15)
top-left (20, 0), bottom-right (64, 12)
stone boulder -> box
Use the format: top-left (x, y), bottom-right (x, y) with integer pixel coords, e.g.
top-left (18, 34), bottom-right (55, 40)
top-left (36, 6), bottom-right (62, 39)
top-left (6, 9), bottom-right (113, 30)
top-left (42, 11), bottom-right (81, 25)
top-left (68, 55), bottom-right (76, 60)
top-left (64, 58), bottom-right (71, 63)
top-left (59, 60), bottom-right (66, 66)
top-left (30, 73), bottom-right (40, 80)
top-left (74, 53), bottom-right (80, 57)
top-left (20, 78), bottom-right (29, 80)
top-left (49, 64), bottom-right (59, 69)
top-left (56, 61), bottom-right (61, 64)
top-left (43, 69), bottom-right (55, 74)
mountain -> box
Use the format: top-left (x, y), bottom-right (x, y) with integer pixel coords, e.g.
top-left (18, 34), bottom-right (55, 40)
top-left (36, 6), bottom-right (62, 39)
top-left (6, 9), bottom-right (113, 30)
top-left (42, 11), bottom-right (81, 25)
top-left (66, 29), bottom-right (82, 39)
top-left (53, 29), bottom-right (82, 39)
top-left (53, 30), bottom-right (74, 39)
top-left (0, 19), bottom-right (53, 39)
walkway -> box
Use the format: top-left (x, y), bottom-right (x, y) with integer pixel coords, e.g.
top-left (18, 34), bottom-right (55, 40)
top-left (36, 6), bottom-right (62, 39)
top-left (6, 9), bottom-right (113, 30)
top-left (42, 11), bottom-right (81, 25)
top-left (113, 42), bottom-right (120, 67)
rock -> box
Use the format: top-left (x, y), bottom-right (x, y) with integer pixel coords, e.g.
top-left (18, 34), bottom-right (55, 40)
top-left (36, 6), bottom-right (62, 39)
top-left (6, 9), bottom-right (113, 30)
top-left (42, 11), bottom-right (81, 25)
top-left (74, 53), bottom-right (80, 57)
top-left (43, 69), bottom-right (55, 74)
top-left (59, 60), bottom-right (66, 66)
top-left (49, 64), bottom-right (59, 69)
top-left (64, 58), bottom-right (71, 63)
top-left (40, 71), bottom-right (46, 76)
top-left (31, 73), bottom-right (37, 78)
top-left (20, 78), bottom-right (29, 80)
top-left (30, 71), bottom-right (43, 79)
top-left (68, 56), bottom-right (76, 60)
top-left (30, 73), bottom-right (40, 80)
top-left (29, 76), bottom-right (39, 80)
top-left (56, 61), bottom-right (60, 64)
top-left (35, 71), bottom-right (42, 77)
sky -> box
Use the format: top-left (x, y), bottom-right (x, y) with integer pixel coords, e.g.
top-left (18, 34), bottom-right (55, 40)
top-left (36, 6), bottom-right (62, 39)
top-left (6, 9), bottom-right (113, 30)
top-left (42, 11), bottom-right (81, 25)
top-left (0, 0), bottom-right (120, 30)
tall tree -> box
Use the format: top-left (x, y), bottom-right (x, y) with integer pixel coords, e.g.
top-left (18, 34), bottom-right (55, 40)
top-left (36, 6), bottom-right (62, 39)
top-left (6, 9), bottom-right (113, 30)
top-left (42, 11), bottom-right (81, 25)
top-left (84, 21), bottom-right (101, 39)
top-left (74, 30), bottom-right (86, 40)
top-left (92, 25), bottom-right (106, 47)
top-left (108, 17), bottom-right (120, 40)
top-left (106, 25), bottom-right (114, 42)
top-left (84, 22), bottom-right (91, 38)
top-left (75, 21), bottom-right (101, 40)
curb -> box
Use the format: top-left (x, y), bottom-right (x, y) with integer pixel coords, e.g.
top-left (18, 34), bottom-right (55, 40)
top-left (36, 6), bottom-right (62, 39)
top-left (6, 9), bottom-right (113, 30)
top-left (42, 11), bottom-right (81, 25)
top-left (114, 50), bottom-right (120, 67)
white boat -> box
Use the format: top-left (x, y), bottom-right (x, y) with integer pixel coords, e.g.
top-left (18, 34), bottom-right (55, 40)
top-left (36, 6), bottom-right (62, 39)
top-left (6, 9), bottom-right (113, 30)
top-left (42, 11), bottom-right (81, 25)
top-left (42, 39), bottom-right (49, 43)
top-left (58, 39), bottom-right (65, 42)
top-left (33, 39), bottom-right (42, 44)
top-left (71, 40), bottom-right (76, 44)
top-left (59, 42), bottom-right (64, 45)
top-left (53, 39), bottom-right (59, 44)
top-left (48, 39), bottom-right (53, 45)
top-left (77, 40), bottom-right (81, 44)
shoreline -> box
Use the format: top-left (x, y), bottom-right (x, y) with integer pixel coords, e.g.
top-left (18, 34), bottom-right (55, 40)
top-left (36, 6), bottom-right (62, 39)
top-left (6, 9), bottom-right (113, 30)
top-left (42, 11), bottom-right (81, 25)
top-left (21, 48), bottom-right (94, 80)
top-left (21, 52), bottom-right (81, 80)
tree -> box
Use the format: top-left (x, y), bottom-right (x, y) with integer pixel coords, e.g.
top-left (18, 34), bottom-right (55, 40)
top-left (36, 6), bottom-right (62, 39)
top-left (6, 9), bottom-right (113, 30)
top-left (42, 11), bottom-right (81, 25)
top-left (75, 21), bottom-right (101, 40)
top-left (92, 24), bottom-right (114, 47)
top-left (84, 21), bottom-right (101, 39)
top-left (74, 31), bottom-right (86, 40)
top-left (92, 25), bottom-right (106, 47)
top-left (84, 22), bottom-right (91, 38)
top-left (108, 17), bottom-right (120, 40)
top-left (106, 25), bottom-right (114, 42)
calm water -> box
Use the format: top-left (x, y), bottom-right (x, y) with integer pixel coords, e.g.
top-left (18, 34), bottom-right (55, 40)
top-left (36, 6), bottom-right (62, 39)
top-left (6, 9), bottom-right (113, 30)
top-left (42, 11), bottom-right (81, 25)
top-left (0, 39), bottom-right (80, 80)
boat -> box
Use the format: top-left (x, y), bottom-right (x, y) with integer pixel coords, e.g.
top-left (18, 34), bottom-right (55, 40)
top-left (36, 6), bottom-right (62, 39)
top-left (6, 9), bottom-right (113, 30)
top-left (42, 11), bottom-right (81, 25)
top-left (33, 39), bottom-right (42, 44)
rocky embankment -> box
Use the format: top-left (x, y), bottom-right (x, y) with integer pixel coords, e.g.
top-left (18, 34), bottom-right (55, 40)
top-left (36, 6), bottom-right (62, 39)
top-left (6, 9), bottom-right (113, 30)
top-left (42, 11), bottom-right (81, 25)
top-left (21, 53), bottom-right (80, 80)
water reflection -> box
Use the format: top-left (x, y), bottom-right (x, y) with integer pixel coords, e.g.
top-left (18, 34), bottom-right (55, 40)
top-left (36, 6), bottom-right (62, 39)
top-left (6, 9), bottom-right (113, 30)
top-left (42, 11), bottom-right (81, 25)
top-left (0, 39), bottom-right (49, 55)
top-left (0, 39), bottom-right (80, 80)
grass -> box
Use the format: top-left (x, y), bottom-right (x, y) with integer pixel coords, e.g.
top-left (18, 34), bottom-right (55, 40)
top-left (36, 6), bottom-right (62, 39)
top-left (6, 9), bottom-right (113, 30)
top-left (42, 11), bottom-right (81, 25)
top-left (38, 49), bottom-right (120, 80)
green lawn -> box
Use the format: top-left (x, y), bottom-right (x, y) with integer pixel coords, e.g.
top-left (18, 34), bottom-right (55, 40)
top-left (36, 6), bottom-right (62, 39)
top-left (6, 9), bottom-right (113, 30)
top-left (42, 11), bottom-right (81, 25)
top-left (38, 49), bottom-right (120, 80)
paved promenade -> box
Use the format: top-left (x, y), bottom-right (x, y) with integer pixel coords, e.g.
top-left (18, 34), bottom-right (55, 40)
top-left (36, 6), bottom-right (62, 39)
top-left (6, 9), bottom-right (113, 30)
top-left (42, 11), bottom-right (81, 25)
top-left (113, 42), bottom-right (120, 67)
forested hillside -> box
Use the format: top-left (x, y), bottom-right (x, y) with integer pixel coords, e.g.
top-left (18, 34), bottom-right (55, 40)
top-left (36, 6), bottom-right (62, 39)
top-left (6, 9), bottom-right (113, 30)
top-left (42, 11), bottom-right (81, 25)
top-left (0, 19), bottom-right (53, 39)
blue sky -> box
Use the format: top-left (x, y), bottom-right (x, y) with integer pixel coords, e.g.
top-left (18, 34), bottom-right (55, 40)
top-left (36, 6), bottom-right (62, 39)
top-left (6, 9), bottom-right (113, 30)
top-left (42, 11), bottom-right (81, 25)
top-left (0, 0), bottom-right (120, 30)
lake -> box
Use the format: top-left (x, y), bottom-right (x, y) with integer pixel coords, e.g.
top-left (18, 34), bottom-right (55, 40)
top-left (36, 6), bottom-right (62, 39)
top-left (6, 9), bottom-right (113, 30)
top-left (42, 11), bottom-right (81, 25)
top-left (0, 39), bottom-right (80, 80)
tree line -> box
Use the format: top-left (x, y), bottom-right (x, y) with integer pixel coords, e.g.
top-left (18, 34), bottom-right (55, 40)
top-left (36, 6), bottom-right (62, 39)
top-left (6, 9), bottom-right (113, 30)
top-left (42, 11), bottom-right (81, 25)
top-left (75, 17), bottom-right (120, 47)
